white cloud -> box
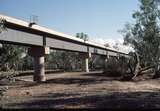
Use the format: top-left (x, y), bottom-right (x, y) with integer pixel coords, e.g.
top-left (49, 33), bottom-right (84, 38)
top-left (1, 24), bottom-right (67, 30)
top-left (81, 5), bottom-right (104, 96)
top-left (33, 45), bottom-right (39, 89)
top-left (90, 38), bottom-right (134, 54)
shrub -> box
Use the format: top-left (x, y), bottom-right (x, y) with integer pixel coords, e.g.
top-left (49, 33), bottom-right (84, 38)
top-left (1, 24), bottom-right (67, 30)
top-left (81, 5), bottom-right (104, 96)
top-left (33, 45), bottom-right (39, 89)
top-left (104, 56), bottom-right (129, 77)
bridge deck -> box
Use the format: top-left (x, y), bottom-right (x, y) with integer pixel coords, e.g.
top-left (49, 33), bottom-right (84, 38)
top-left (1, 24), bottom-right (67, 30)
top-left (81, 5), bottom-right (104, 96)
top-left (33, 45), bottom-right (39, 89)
top-left (0, 14), bottom-right (129, 57)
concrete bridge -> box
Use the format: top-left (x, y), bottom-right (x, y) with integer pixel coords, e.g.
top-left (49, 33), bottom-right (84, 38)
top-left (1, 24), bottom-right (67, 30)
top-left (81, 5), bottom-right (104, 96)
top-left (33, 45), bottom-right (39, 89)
top-left (0, 14), bottom-right (130, 82)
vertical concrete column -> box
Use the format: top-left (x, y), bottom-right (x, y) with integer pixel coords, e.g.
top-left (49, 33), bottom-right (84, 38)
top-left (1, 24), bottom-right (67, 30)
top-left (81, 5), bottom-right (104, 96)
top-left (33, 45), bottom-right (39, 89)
top-left (28, 46), bottom-right (50, 82)
top-left (101, 56), bottom-right (108, 70)
top-left (107, 54), bottom-right (110, 59)
top-left (82, 57), bottom-right (89, 72)
top-left (33, 56), bottom-right (46, 82)
top-left (80, 52), bottom-right (91, 72)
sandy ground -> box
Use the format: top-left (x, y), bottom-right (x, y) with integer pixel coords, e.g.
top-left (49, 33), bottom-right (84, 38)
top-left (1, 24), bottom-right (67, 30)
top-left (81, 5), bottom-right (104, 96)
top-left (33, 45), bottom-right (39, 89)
top-left (1, 71), bottom-right (160, 109)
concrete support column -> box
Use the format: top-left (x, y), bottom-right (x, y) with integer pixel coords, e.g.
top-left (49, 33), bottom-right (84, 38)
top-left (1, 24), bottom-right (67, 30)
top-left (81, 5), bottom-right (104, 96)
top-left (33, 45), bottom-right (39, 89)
top-left (28, 46), bottom-right (50, 82)
top-left (82, 57), bottom-right (89, 72)
top-left (79, 52), bottom-right (91, 72)
top-left (107, 54), bottom-right (110, 59)
top-left (33, 56), bottom-right (46, 82)
top-left (101, 56), bottom-right (108, 70)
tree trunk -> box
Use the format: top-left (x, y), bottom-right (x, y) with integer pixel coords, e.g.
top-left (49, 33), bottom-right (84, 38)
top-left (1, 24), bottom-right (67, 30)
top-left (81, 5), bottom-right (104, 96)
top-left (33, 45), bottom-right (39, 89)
top-left (153, 64), bottom-right (160, 79)
top-left (132, 52), bottom-right (141, 80)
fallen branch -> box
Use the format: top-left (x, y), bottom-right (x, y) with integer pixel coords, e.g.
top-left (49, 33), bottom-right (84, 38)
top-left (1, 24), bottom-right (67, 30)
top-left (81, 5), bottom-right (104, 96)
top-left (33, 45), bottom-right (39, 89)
top-left (0, 71), bottom-right (19, 81)
top-left (138, 65), bottom-right (155, 75)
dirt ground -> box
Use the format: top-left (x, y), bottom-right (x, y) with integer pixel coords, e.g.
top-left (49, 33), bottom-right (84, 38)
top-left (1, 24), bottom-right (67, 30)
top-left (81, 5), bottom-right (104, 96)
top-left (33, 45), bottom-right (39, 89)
top-left (1, 71), bottom-right (160, 109)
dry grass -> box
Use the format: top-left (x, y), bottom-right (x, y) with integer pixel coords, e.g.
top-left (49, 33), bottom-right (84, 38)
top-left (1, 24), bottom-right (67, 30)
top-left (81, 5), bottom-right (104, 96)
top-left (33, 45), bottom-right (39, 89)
top-left (1, 71), bottom-right (160, 109)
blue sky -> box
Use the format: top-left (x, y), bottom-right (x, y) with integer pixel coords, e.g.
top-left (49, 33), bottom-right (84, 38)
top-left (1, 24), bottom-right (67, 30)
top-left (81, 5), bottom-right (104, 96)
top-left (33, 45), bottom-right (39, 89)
top-left (0, 0), bottom-right (139, 41)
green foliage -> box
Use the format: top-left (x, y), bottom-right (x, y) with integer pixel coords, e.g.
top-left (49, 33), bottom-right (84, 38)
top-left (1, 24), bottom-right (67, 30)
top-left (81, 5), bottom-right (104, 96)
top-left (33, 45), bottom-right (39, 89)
top-left (121, 0), bottom-right (160, 72)
top-left (45, 50), bottom-right (81, 71)
top-left (0, 44), bottom-right (27, 71)
top-left (45, 50), bottom-right (64, 70)
top-left (76, 32), bottom-right (89, 41)
top-left (0, 18), bottom-right (7, 33)
top-left (21, 55), bottom-right (33, 70)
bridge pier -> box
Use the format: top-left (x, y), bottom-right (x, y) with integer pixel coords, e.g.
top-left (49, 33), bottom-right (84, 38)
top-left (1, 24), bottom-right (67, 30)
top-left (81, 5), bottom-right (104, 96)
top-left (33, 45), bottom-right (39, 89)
top-left (33, 55), bottom-right (46, 82)
top-left (28, 46), bottom-right (50, 82)
top-left (101, 55), bottom-right (108, 70)
top-left (82, 57), bottom-right (89, 72)
top-left (80, 52), bottom-right (91, 72)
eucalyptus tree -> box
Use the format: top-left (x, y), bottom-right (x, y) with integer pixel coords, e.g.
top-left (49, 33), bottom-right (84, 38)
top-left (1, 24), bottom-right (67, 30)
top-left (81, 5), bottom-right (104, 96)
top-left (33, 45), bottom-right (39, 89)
top-left (121, 0), bottom-right (160, 78)
top-left (0, 44), bottom-right (27, 71)
top-left (76, 32), bottom-right (89, 41)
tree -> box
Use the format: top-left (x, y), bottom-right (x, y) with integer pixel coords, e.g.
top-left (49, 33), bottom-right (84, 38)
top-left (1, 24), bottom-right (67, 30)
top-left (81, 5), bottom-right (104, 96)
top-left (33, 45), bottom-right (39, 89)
top-left (121, 0), bottom-right (160, 79)
top-left (0, 18), bottom-right (31, 71)
top-left (22, 55), bottom-right (34, 70)
top-left (0, 44), bottom-right (27, 71)
top-left (45, 50), bottom-right (81, 71)
top-left (104, 43), bottom-right (110, 48)
top-left (76, 32), bottom-right (89, 41)
top-left (0, 18), bottom-right (7, 33)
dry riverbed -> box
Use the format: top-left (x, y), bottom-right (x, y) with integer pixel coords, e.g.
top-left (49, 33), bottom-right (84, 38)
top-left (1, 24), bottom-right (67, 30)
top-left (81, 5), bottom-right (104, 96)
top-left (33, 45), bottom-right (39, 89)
top-left (1, 71), bottom-right (160, 109)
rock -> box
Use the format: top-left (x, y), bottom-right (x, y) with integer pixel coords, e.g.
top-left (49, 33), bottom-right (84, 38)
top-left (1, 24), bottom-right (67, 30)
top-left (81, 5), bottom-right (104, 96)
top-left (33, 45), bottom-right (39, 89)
top-left (26, 91), bottom-right (30, 95)
top-left (25, 91), bottom-right (32, 96)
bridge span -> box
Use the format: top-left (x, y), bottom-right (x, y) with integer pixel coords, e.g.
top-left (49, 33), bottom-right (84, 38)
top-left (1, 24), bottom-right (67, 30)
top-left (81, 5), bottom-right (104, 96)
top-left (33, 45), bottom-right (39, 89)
top-left (0, 14), bottom-right (130, 82)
